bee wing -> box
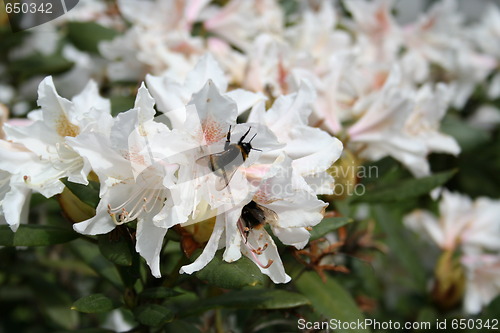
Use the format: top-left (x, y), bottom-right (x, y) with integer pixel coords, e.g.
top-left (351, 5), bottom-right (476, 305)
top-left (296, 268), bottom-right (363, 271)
top-left (255, 203), bottom-right (279, 225)
top-left (214, 164), bottom-right (239, 191)
top-left (195, 153), bottom-right (218, 172)
top-left (214, 147), bottom-right (246, 191)
top-left (196, 145), bottom-right (246, 191)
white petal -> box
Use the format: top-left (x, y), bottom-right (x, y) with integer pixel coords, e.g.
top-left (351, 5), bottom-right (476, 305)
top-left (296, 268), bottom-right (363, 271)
top-left (145, 74), bottom-right (188, 115)
top-left (226, 89), bottom-right (266, 115)
top-left (185, 53), bottom-right (228, 95)
top-left (72, 80), bottom-right (111, 119)
top-left (67, 133), bottom-right (132, 192)
top-left (223, 207), bottom-right (243, 262)
top-left (136, 219), bottom-right (167, 278)
top-left (3, 183), bottom-right (31, 232)
top-left (403, 210), bottom-right (445, 248)
top-left (289, 127), bottom-right (343, 176)
top-left (134, 83), bottom-right (157, 121)
top-left (73, 197), bottom-right (116, 235)
top-left (36, 76), bottom-right (74, 131)
top-left (244, 229), bottom-right (291, 284)
top-left (180, 213), bottom-right (225, 275)
top-left (271, 226), bottom-right (310, 249)
top-left (3, 122), bottom-right (60, 159)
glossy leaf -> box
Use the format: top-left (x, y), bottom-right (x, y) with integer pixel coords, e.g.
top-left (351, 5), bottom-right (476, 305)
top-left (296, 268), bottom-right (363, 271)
top-left (294, 271), bottom-right (370, 333)
top-left (7, 53), bottom-right (73, 80)
top-left (67, 22), bottom-right (118, 54)
top-left (195, 250), bottom-right (265, 289)
top-left (70, 239), bottom-right (123, 290)
top-left (187, 289), bottom-right (309, 314)
top-left (372, 205), bottom-right (426, 290)
top-left (61, 178), bottom-right (100, 209)
top-left (0, 225), bottom-right (78, 246)
top-left (351, 170), bottom-right (456, 203)
top-left (110, 95), bottom-right (136, 116)
top-left (134, 304), bottom-right (175, 327)
top-left (140, 287), bottom-right (182, 299)
top-left (71, 294), bottom-right (117, 314)
top-left (31, 275), bottom-right (79, 330)
top-left (309, 217), bottom-right (353, 240)
top-left (98, 233), bottom-right (133, 266)
top-left (441, 114), bottom-right (490, 152)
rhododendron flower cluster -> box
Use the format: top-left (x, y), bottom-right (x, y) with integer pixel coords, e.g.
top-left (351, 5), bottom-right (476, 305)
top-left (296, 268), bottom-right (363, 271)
top-left (0, 55), bottom-right (342, 283)
top-left (1, 0), bottom-right (500, 329)
top-left (405, 191), bottom-right (500, 314)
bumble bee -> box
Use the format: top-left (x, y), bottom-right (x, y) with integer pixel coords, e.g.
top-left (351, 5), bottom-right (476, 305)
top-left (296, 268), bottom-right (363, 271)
top-left (238, 200), bottom-right (278, 242)
top-left (196, 126), bottom-right (261, 190)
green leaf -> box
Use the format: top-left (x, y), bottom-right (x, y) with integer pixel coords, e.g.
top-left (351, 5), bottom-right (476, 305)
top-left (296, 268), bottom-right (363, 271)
top-left (140, 287), bottom-right (182, 299)
top-left (371, 205), bottom-right (426, 290)
top-left (441, 113), bottom-right (490, 152)
top-left (61, 178), bottom-right (100, 209)
top-left (195, 250), bottom-right (265, 289)
top-left (70, 239), bottom-right (123, 290)
top-left (0, 225), bottom-right (78, 246)
top-left (294, 271), bottom-right (370, 333)
top-left (8, 53), bottom-right (73, 81)
top-left (71, 294), bottom-right (117, 314)
top-left (163, 320), bottom-right (202, 333)
top-left (309, 217), bottom-right (353, 240)
top-left (98, 234), bottom-right (133, 266)
top-left (67, 22), bottom-right (118, 54)
top-left (351, 169), bottom-right (456, 203)
top-left (30, 275), bottom-right (80, 330)
top-left (134, 304), bottom-right (175, 327)
top-left (186, 289), bottom-right (309, 315)
top-left (110, 95), bottom-right (136, 116)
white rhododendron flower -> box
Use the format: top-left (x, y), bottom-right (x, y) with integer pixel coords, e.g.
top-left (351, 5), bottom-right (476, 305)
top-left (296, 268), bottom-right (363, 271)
top-left (406, 190), bottom-right (500, 313)
top-left (404, 190), bottom-right (500, 253)
top-left (401, 0), bottom-right (496, 108)
top-left (146, 53), bottom-right (265, 122)
top-left (0, 141), bottom-right (36, 231)
top-left (203, 0), bottom-right (284, 53)
top-left (405, 83), bottom-right (460, 160)
top-left (67, 84), bottom-right (185, 277)
top-left (146, 56), bottom-right (342, 282)
top-left (181, 156), bottom-right (328, 283)
top-left (344, 0), bottom-right (401, 63)
top-left (347, 67), bottom-right (427, 176)
top-left (101, 0), bottom-right (211, 80)
top-left (247, 81), bottom-right (343, 194)
top-left (462, 255), bottom-right (500, 314)
top-left (3, 76), bottom-right (111, 196)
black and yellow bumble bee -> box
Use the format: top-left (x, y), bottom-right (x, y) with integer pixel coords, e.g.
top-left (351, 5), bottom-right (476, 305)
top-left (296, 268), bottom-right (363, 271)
top-left (196, 126), bottom-right (261, 190)
top-left (239, 200), bottom-right (278, 243)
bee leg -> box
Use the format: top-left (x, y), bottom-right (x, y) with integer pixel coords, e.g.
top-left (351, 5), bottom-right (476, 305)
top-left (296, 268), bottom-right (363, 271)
top-left (237, 218), bottom-right (249, 243)
top-left (238, 126), bottom-right (252, 144)
top-left (224, 125), bottom-right (232, 150)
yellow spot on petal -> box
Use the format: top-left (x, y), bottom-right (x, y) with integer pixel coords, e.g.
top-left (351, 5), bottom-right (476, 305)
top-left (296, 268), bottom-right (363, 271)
top-left (56, 113), bottom-right (79, 137)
